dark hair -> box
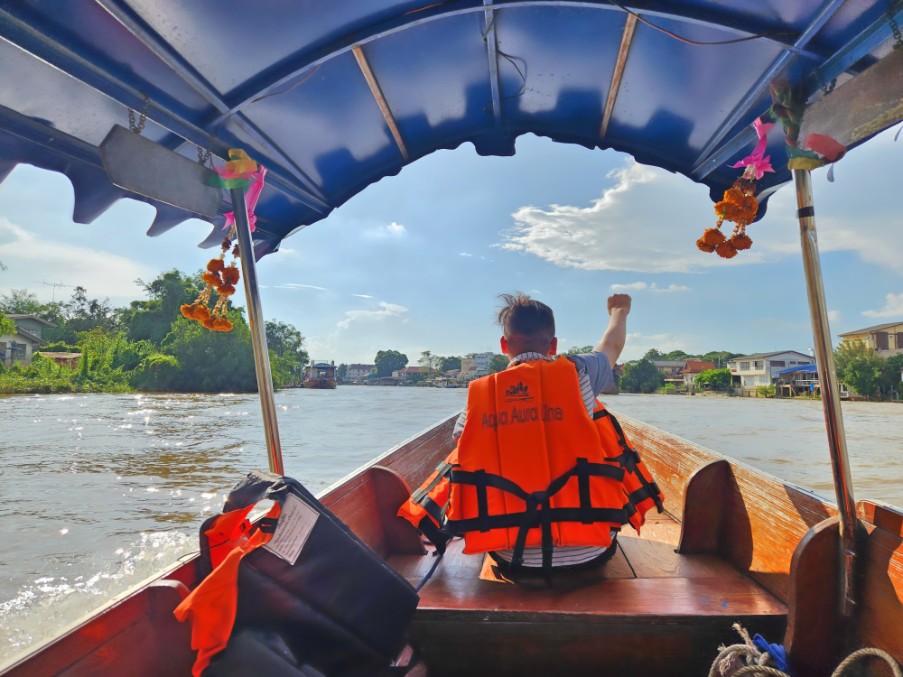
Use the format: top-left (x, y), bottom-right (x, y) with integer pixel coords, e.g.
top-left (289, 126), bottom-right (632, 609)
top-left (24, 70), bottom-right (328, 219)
top-left (497, 292), bottom-right (555, 354)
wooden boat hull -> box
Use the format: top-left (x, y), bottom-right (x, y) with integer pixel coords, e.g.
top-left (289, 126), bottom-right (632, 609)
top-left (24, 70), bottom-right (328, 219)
top-left (3, 413), bottom-right (900, 676)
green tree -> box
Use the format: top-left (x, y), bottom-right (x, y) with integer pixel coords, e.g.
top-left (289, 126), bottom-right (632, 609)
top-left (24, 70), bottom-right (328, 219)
top-left (643, 348), bottom-right (664, 361)
top-left (488, 354), bottom-right (509, 373)
top-left (437, 356), bottom-right (461, 372)
top-left (619, 359), bottom-right (664, 393)
top-left (564, 345), bottom-right (594, 356)
top-left (161, 313), bottom-right (257, 391)
top-left (694, 368), bottom-right (732, 391)
top-left (375, 349), bottom-right (408, 377)
top-left (701, 351), bottom-right (740, 368)
top-left (266, 320), bottom-right (308, 387)
top-left (120, 270), bottom-right (205, 344)
top-left (337, 363), bottom-right (348, 380)
top-left (664, 349), bottom-right (692, 361)
top-left (0, 289), bottom-right (62, 324)
top-left (0, 312), bottom-right (14, 337)
top-left (51, 286), bottom-right (115, 344)
top-left (878, 353), bottom-right (903, 399)
top-left (834, 342), bottom-right (883, 399)
top-left (419, 350), bottom-right (437, 375)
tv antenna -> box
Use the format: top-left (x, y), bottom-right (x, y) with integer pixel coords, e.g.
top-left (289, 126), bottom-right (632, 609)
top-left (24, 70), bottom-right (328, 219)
top-left (37, 280), bottom-right (72, 302)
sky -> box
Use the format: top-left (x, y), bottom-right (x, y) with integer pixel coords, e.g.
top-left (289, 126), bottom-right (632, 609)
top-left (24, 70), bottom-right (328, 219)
top-left (0, 127), bottom-right (900, 366)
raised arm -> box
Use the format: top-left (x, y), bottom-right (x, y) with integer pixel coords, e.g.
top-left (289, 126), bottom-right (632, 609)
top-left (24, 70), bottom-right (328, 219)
top-left (594, 294), bottom-right (631, 367)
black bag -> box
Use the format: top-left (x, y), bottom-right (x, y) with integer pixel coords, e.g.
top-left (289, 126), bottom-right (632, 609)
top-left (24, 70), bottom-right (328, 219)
top-left (199, 471), bottom-right (420, 676)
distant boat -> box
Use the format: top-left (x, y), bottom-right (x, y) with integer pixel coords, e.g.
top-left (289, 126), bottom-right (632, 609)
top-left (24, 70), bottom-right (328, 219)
top-left (302, 361), bottom-right (337, 389)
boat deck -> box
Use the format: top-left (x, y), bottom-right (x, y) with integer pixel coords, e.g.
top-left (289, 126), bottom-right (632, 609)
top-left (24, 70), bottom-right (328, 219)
top-left (388, 510), bottom-right (787, 677)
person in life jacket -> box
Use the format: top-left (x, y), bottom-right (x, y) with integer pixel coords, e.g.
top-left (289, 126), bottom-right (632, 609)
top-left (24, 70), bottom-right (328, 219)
top-left (398, 292), bottom-right (664, 574)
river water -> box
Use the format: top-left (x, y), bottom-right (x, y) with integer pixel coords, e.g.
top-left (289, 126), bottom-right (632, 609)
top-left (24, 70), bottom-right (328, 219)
top-left (1, 388), bottom-right (901, 665)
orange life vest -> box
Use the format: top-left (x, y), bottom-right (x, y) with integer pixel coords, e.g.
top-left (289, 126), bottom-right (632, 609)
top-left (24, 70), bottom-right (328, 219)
top-left (174, 502), bottom-right (281, 677)
top-left (398, 358), bottom-right (664, 569)
top-left (396, 449), bottom-right (458, 553)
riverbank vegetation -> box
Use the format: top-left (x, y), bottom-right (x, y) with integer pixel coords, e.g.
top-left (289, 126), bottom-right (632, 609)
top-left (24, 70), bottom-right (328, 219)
top-left (0, 270), bottom-right (308, 394)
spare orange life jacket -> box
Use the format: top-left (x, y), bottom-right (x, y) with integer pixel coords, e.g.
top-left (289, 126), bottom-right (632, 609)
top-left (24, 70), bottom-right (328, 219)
top-left (174, 502), bottom-right (281, 677)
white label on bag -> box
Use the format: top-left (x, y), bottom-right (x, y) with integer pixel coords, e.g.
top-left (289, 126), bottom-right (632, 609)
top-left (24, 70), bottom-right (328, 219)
top-left (263, 492), bottom-right (320, 564)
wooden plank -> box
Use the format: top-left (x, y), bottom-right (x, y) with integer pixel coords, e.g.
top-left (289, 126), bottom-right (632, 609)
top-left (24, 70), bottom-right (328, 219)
top-left (799, 48), bottom-right (903, 150)
top-left (619, 535), bottom-right (738, 580)
top-left (783, 516), bottom-right (843, 677)
top-left (853, 501), bottom-right (903, 662)
top-left (678, 459), bottom-right (730, 553)
top-left (371, 465), bottom-right (427, 556)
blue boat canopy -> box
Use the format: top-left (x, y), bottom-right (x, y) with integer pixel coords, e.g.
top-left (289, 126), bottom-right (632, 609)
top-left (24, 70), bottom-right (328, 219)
top-left (1, 1), bottom-right (900, 257)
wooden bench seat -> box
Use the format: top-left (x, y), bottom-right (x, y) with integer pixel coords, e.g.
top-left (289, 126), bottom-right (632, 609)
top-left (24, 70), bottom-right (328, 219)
top-left (387, 511), bottom-right (787, 677)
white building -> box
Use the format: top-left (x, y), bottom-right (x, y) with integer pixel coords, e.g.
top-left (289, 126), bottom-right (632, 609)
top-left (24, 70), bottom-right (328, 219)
top-left (344, 363), bottom-right (375, 382)
top-left (727, 351), bottom-right (814, 391)
top-left (460, 352), bottom-right (494, 378)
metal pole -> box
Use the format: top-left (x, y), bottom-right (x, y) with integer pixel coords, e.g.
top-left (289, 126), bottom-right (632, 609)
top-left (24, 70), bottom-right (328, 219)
top-left (793, 168), bottom-right (858, 616)
top-left (230, 186), bottom-right (285, 476)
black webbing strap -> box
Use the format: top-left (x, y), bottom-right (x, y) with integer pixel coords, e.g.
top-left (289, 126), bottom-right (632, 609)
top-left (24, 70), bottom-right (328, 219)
top-left (419, 494), bottom-right (446, 526)
top-left (627, 482), bottom-right (663, 509)
top-left (410, 461), bottom-right (454, 505)
top-left (417, 515), bottom-right (453, 555)
top-left (448, 460), bottom-right (629, 571)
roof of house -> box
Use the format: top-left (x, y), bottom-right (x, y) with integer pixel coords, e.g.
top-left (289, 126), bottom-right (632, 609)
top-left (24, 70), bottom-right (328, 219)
top-left (838, 321), bottom-right (903, 337)
top-left (651, 360), bottom-right (685, 368)
top-left (13, 327), bottom-right (46, 345)
top-left (682, 360), bottom-right (715, 374)
top-left (8, 314), bottom-right (56, 328)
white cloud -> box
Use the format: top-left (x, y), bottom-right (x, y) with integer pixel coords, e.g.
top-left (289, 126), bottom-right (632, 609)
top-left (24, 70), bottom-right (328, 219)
top-left (266, 283), bottom-right (327, 291)
top-left (459, 252), bottom-right (473, 257)
top-left (611, 281), bottom-right (691, 293)
top-left (827, 309), bottom-right (840, 323)
top-left (0, 218), bottom-right (150, 302)
top-left (336, 301), bottom-right (409, 331)
top-left (352, 293), bottom-right (374, 299)
top-left (365, 221), bottom-right (407, 238)
top-left (500, 160), bottom-right (773, 273)
top-left (862, 293), bottom-right (903, 318)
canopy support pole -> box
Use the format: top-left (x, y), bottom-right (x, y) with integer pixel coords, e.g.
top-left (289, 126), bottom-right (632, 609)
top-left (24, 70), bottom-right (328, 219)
top-left (231, 186), bottom-right (285, 476)
top-left (792, 168), bottom-right (858, 617)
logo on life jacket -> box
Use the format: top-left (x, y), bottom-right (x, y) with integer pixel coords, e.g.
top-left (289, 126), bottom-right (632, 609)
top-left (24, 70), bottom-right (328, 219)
top-left (504, 381), bottom-right (532, 401)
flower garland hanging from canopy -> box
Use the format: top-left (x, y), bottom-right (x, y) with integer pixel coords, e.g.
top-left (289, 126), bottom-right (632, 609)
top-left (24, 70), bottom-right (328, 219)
top-left (180, 149), bottom-right (267, 332)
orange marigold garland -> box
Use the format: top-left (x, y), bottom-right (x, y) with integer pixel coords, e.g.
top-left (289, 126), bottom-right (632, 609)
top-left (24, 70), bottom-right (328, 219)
top-left (180, 236), bottom-right (241, 332)
top-left (696, 117), bottom-right (774, 259)
top-left (180, 148), bottom-right (265, 333)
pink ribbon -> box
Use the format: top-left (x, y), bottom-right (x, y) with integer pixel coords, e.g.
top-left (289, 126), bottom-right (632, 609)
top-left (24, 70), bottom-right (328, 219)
top-left (222, 165), bottom-right (266, 233)
top-left (731, 117), bottom-right (775, 180)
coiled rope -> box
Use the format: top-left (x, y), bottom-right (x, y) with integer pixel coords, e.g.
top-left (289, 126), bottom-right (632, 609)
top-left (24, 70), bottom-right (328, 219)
top-left (709, 623), bottom-right (901, 677)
